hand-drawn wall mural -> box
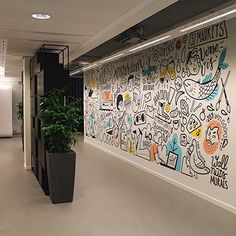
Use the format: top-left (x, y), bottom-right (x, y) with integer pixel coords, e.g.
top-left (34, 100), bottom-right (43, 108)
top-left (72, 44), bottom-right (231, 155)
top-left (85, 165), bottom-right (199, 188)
top-left (84, 20), bottom-right (232, 191)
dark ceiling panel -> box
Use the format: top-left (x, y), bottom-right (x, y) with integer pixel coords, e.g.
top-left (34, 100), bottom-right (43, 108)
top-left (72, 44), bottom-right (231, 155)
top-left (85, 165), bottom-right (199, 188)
top-left (70, 0), bottom-right (235, 72)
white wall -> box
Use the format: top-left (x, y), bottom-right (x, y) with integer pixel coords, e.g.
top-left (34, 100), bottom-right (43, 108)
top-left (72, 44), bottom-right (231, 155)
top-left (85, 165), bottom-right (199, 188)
top-left (0, 85), bottom-right (12, 137)
top-left (0, 79), bottom-right (22, 134)
top-left (84, 18), bottom-right (236, 213)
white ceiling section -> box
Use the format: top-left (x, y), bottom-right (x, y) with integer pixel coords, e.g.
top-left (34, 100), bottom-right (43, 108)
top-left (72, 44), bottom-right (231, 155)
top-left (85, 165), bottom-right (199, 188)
top-left (0, 0), bottom-right (176, 79)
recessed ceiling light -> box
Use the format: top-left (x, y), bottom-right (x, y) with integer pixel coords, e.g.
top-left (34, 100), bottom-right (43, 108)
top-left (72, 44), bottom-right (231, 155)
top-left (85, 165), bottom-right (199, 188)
top-left (32, 13), bottom-right (52, 20)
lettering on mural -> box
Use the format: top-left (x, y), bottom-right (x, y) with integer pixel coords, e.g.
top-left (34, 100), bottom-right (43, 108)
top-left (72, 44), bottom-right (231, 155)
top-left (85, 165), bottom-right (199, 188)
top-left (84, 20), bottom-right (232, 189)
top-left (210, 155), bottom-right (229, 190)
top-left (188, 21), bottom-right (228, 48)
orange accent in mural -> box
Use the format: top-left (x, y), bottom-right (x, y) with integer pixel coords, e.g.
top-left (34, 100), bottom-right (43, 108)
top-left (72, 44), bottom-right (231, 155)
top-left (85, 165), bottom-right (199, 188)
top-left (150, 143), bottom-right (158, 162)
top-left (203, 120), bottom-right (223, 155)
top-left (102, 92), bottom-right (113, 101)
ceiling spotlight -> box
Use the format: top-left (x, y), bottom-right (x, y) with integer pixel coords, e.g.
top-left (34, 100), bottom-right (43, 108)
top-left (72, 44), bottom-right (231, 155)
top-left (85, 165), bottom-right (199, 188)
top-left (32, 13), bottom-right (52, 20)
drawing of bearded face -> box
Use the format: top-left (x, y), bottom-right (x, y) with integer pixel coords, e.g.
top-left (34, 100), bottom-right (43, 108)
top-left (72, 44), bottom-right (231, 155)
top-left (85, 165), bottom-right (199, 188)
top-left (206, 126), bottom-right (219, 144)
top-left (203, 120), bottom-right (223, 155)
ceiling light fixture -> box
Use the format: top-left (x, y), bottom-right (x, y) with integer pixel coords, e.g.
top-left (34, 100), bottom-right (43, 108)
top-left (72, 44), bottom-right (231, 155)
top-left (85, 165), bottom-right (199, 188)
top-left (32, 13), bottom-right (52, 20)
top-left (101, 53), bottom-right (124, 63)
top-left (70, 69), bottom-right (82, 76)
top-left (82, 63), bottom-right (98, 71)
top-left (180, 9), bottom-right (236, 32)
top-left (129, 35), bottom-right (171, 52)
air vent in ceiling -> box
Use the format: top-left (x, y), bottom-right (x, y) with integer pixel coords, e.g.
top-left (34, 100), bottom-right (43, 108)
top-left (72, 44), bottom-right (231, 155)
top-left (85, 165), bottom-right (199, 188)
top-left (114, 25), bottom-right (144, 44)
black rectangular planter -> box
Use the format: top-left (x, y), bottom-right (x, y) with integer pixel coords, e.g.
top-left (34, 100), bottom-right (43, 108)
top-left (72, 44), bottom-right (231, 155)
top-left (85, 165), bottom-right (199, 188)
top-left (46, 150), bottom-right (76, 204)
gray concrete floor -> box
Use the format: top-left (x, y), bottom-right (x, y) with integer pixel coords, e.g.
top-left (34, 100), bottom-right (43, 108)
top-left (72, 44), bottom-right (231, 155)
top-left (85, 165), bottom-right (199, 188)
top-left (0, 135), bottom-right (235, 236)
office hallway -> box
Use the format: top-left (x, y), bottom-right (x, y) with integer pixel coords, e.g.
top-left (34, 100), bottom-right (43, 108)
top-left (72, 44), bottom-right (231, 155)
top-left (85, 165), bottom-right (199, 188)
top-left (0, 135), bottom-right (235, 236)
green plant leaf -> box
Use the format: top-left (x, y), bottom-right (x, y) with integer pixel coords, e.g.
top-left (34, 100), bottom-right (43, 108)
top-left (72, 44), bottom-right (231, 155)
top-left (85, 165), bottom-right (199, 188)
top-left (39, 89), bottom-right (83, 153)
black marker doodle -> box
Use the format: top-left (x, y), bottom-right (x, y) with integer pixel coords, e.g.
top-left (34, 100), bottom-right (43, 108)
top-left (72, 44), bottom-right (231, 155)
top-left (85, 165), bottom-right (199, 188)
top-left (207, 103), bottom-right (215, 112)
top-left (144, 92), bottom-right (152, 103)
top-left (113, 111), bottom-right (126, 147)
top-left (182, 116), bottom-right (187, 125)
top-left (167, 87), bottom-right (175, 107)
top-left (155, 102), bottom-right (171, 124)
top-left (210, 154), bottom-right (229, 190)
top-left (170, 107), bottom-right (178, 118)
top-left (186, 114), bottom-right (202, 139)
top-left (176, 61), bottom-right (181, 73)
top-left (132, 87), bottom-right (142, 113)
top-left (181, 68), bottom-right (186, 78)
top-left (160, 57), bottom-right (176, 82)
top-left (146, 105), bottom-right (155, 119)
top-left (184, 48), bottom-right (228, 100)
top-left (175, 38), bottom-right (182, 51)
top-left (221, 109), bottom-right (228, 116)
top-left (134, 111), bottom-right (146, 126)
top-left (180, 99), bottom-right (190, 117)
top-left (190, 100), bottom-right (195, 113)
top-left (166, 152), bottom-right (178, 170)
top-left (199, 108), bottom-right (206, 121)
top-left (221, 76), bottom-right (231, 113)
top-left (175, 91), bottom-right (184, 105)
top-left (173, 120), bottom-right (180, 130)
top-left (88, 89), bottom-right (93, 97)
top-left (183, 35), bottom-right (188, 44)
top-left (153, 125), bottom-right (171, 145)
top-left (127, 74), bottom-right (134, 91)
top-left (215, 71), bottom-right (230, 112)
top-left (193, 103), bottom-right (202, 113)
top-left (180, 134), bottom-right (189, 147)
top-left (188, 22), bottom-right (228, 48)
top-left (187, 139), bottom-right (210, 175)
top-left (120, 132), bottom-right (128, 151)
top-left (116, 94), bottom-right (123, 111)
top-left (222, 139), bottom-right (229, 148)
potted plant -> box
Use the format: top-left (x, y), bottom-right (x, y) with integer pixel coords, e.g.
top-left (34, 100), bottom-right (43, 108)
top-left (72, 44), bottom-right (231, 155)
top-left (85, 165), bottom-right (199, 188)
top-left (40, 89), bottom-right (82, 204)
top-left (16, 101), bottom-right (24, 151)
top-left (16, 101), bottom-right (23, 120)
